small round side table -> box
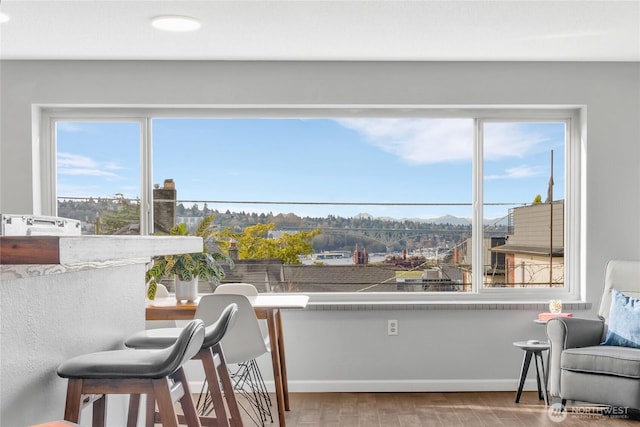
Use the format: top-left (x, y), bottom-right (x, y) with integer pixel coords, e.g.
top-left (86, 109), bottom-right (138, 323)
top-left (513, 340), bottom-right (550, 405)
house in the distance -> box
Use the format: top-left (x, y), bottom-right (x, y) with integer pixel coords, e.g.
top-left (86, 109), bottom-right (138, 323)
top-left (491, 201), bottom-right (564, 287)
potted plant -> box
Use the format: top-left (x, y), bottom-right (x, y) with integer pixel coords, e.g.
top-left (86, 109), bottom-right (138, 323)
top-left (146, 214), bottom-right (232, 302)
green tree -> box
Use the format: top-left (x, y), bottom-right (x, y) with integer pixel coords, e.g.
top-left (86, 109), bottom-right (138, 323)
top-left (532, 194), bottom-right (543, 204)
top-left (146, 214), bottom-right (231, 299)
top-left (99, 194), bottom-right (140, 234)
top-left (232, 223), bottom-right (321, 265)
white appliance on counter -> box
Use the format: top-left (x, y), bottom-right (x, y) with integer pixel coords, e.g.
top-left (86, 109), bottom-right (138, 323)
top-left (0, 214), bottom-right (81, 236)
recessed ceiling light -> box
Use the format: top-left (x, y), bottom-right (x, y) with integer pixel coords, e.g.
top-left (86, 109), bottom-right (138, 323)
top-left (151, 15), bottom-right (200, 32)
top-left (0, 12), bottom-right (10, 24)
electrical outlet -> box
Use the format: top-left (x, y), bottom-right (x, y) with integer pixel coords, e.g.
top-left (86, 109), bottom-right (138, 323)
top-left (388, 319), bottom-right (398, 335)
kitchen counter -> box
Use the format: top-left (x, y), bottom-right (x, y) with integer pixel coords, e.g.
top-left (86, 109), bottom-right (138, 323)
top-left (0, 235), bottom-right (202, 426)
top-left (0, 235), bottom-right (202, 264)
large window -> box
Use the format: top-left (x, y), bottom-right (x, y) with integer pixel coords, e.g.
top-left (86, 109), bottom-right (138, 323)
top-left (55, 121), bottom-right (142, 235)
top-left (46, 108), bottom-right (579, 301)
top-left (481, 121), bottom-right (566, 289)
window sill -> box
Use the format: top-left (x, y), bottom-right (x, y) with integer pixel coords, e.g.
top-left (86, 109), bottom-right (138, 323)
top-left (305, 300), bottom-right (592, 311)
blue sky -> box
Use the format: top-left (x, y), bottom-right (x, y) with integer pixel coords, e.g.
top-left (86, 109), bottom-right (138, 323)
top-left (57, 118), bottom-right (565, 220)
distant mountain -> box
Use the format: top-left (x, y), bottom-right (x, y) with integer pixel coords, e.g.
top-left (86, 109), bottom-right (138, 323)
top-left (424, 214), bottom-right (471, 225)
top-left (353, 212), bottom-right (507, 227)
top-left (355, 212), bottom-right (471, 225)
top-left (353, 213), bottom-right (374, 220)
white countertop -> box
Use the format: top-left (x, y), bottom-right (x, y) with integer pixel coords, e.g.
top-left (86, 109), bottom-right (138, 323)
top-left (0, 235), bottom-right (203, 265)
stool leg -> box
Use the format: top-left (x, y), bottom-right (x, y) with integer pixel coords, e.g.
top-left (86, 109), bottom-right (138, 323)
top-left (145, 394), bottom-right (156, 427)
top-left (92, 394), bottom-right (107, 427)
top-left (200, 349), bottom-right (230, 426)
top-left (127, 394), bottom-right (140, 427)
top-left (515, 350), bottom-right (533, 403)
top-left (174, 367), bottom-right (202, 427)
top-left (214, 344), bottom-right (243, 427)
top-left (63, 379), bottom-right (84, 423)
top-left (152, 378), bottom-right (180, 427)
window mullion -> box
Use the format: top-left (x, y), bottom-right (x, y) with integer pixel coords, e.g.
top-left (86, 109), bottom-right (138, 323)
top-left (472, 119), bottom-right (484, 293)
top-left (41, 114), bottom-right (57, 216)
top-left (140, 117), bottom-right (153, 235)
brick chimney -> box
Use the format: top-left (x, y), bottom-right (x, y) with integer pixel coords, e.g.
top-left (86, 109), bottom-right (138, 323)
top-left (228, 239), bottom-right (239, 261)
top-left (153, 179), bottom-right (177, 233)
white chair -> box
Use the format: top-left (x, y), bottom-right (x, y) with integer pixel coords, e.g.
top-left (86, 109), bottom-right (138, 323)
top-left (154, 283), bottom-right (171, 298)
top-left (145, 283), bottom-right (177, 329)
top-left (215, 283), bottom-right (270, 338)
top-left (212, 288), bottom-right (273, 427)
top-left (547, 260), bottom-right (640, 410)
top-left (215, 283), bottom-right (259, 296)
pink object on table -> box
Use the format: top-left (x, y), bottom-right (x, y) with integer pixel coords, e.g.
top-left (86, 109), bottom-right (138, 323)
top-left (538, 312), bottom-right (574, 321)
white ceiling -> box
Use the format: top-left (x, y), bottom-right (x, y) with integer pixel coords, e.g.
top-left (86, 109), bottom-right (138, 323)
top-left (1, 0), bottom-right (639, 61)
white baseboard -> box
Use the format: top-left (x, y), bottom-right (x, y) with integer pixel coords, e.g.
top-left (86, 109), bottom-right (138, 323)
top-left (190, 378), bottom-right (542, 394)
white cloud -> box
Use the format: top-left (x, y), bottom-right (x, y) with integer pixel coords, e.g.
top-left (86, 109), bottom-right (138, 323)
top-left (58, 152), bottom-right (98, 168)
top-left (57, 183), bottom-right (102, 198)
top-left (485, 164), bottom-right (545, 180)
top-left (483, 123), bottom-right (550, 159)
top-left (337, 118), bottom-right (473, 165)
top-left (57, 152), bottom-right (120, 177)
top-left (102, 162), bottom-right (124, 171)
top-left (336, 119), bottom-right (550, 165)
top-left (56, 122), bottom-right (85, 133)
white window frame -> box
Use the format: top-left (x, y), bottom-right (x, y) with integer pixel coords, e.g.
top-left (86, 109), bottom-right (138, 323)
top-left (39, 105), bottom-right (583, 303)
top-left (41, 113), bottom-right (152, 234)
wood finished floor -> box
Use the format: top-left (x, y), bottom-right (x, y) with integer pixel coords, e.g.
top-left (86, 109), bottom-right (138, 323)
top-left (227, 391), bottom-right (639, 427)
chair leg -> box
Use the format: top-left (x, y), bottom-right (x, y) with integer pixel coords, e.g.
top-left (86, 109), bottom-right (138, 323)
top-left (250, 360), bottom-right (272, 422)
top-left (63, 379), bottom-right (84, 423)
top-left (247, 360), bottom-right (271, 424)
top-left (152, 378), bottom-right (180, 427)
top-left (230, 363), bottom-right (264, 427)
top-left (197, 380), bottom-right (212, 415)
top-left (232, 359), bottom-right (271, 427)
top-left (92, 394), bottom-right (107, 427)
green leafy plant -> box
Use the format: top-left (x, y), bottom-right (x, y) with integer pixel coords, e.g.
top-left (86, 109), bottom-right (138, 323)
top-left (146, 214), bottom-right (232, 299)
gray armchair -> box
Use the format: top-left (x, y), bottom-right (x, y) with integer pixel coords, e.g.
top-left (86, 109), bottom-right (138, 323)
top-left (546, 260), bottom-right (640, 410)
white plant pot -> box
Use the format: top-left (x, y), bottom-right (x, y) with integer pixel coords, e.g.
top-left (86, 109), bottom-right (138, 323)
top-left (175, 277), bottom-right (198, 303)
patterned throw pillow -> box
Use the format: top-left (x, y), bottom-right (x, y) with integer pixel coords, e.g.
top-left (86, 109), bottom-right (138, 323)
top-left (601, 288), bottom-right (640, 349)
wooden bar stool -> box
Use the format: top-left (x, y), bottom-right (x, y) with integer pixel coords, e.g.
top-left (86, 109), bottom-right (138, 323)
top-left (57, 319), bottom-right (205, 427)
top-left (125, 301), bottom-right (243, 427)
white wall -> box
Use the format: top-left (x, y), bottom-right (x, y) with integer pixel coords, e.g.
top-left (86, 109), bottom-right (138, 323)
top-left (1, 60), bottom-right (639, 401)
top-left (1, 263), bottom-right (145, 426)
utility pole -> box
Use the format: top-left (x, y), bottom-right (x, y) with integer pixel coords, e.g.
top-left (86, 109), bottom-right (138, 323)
top-left (547, 150), bottom-right (554, 286)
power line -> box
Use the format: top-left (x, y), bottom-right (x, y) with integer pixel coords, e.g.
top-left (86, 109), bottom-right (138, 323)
top-left (58, 196), bottom-right (527, 208)
top-left (177, 200), bottom-right (524, 207)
